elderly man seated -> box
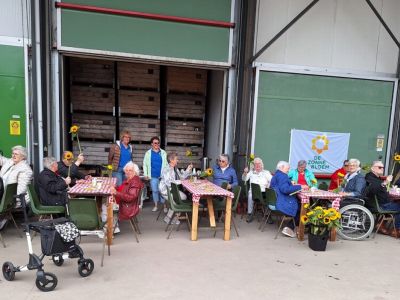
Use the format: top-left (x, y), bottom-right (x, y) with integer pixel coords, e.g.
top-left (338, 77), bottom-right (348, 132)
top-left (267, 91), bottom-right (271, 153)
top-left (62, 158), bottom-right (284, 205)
top-left (212, 154), bottom-right (238, 190)
top-left (38, 156), bottom-right (71, 206)
top-left (339, 158), bottom-right (366, 198)
top-left (365, 160), bottom-right (400, 237)
top-left (288, 160), bottom-right (317, 188)
top-left (57, 151), bottom-right (91, 186)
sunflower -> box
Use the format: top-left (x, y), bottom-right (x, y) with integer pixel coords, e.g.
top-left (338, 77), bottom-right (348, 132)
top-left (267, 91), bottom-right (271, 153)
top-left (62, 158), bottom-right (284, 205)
top-left (107, 164), bottom-right (113, 170)
top-left (69, 125), bottom-right (79, 134)
top-left (323, 217), bottom-right (331, 224)
top-left (64, 151), bottom-right (73, 160)
top-left (206, 168), bottom-right (213, 176)
top-left (330, 214), bottom-right (337, 221)
top-left (394, 153), bottom-right (400, 161)
top-left (317, 214), bottom-right (324, 219)
top-left (301, 215), bottom-right (309, 224)
top-left (306, 211), bottom-right (313, 216)
top-left (336, 212), bottom-right (341, 219)
top-left (304, 203), bottom-right (309, 209)
top-left (311, 178), bottom-right (317, 184)
top-left (337, 172), bottom-right (345, 178)
top-left (186, 150), bottom-right (193, 157)
top-left (249, 154), bottom-right (255, 161)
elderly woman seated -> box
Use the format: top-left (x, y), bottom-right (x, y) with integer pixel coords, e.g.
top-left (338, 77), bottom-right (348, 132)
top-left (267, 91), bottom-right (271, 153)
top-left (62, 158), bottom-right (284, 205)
top-left (242, 157), bottom-right (272, 222)
top-left (270, 161), bottom-right (309, 238)
top-left (159, 151), bottom-right (192, 224)
top-left (339, 158), bottom-right (366, 198)
top-left (110, 162), bottom-right (144, 222)
top-left (0, 145), bottom-right (33, 230)
top-left (288, 160), bottom-right (317, 188)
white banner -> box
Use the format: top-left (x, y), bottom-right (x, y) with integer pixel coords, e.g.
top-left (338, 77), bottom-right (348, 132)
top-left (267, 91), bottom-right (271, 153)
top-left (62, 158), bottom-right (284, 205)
top-left (289, 129), bottom-right (350, 174)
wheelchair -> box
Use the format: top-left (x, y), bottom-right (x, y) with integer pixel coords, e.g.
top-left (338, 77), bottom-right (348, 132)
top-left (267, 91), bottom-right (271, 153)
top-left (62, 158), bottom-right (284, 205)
top-left (337, 197), bottom-right (375, 241)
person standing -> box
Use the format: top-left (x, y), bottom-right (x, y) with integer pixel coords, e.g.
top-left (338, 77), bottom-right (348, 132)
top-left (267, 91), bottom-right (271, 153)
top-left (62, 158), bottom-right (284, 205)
top-left (143, 136), bottom-right (167, 212)
top-left (108, 130), bottom-right (134, 186)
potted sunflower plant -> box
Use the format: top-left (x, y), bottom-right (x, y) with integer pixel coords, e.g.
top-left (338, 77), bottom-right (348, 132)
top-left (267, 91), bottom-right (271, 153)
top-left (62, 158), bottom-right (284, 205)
top-left (301, 204), bottom-right (341, 251)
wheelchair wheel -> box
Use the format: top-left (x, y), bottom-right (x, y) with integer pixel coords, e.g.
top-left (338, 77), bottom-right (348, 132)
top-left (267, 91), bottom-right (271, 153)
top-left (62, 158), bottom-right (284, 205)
top-left (2, 261), bottom-right (16, 281)
top-left (52, 254), bottom-right (64, 266)
top-left (35, 272), bottom-right (58, 292)
top-left (78, 258), bottom-right (94, 277)
top-left (337, 204), bottom-right (374, 241)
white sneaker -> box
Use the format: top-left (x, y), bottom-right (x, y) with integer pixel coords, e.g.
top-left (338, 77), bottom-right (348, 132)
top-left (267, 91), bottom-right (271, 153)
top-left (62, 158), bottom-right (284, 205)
top-left (97, 231), bottom-right (105, 239)
top-left (172, 217), bottom-right (180, 225)
top-left (114, 226), bottom-right (121, 234)
top-left (0, 219), bottom-right (7, 231)
top-left (152, 206), bottom-right (158, 212)
top-left (282, 227), bottom-right (296, 238)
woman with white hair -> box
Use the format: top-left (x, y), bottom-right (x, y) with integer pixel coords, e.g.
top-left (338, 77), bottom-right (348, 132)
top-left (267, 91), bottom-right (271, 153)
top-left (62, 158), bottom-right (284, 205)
top-left (270, 161), bottom-right (308, 238)
top-left (340, 158), bottom-right (366, 197)
top-left (110, 161), bottom-right (144, 221)
top-left (0, 145), bottom-right (33, 229)
top-left (242, 157), bottom-right (272, 222)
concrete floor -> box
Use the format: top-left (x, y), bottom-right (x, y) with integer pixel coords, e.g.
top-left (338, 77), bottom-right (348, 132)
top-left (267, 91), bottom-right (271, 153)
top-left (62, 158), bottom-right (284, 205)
top-left (0, 205), bottom-right (399, 300)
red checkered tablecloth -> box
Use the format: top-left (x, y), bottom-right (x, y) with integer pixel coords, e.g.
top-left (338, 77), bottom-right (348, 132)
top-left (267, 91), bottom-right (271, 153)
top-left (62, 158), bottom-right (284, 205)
top-left (68, 177), bottom-right (116, 203)
top-left (389, 189), bottom-right (400, 200)
top-left (299, 190), bottom-right (343, 210)
top-left (181, 179), bottom-right (234, 203)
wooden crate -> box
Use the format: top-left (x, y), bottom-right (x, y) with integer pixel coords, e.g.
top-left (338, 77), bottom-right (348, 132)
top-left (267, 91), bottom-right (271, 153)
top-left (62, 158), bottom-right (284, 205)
top-left (72, 113), bottom-right (115, 140)
top-left (118, 62), bottom-right (159, 90)
top-left (119, 117), bottom-right (160, 142)
top-left (73, 141), bottom-right (112, 166)
top-left (70, 86), bottom-right (115, 113)
top-left (166, 94), bottom-right (205, 119)
top-left (70, 58), bottom-right (114, 85)
top-left (119, 90), bottom-right (160, 116)
top-left (131, 143), bottom-right (150, 168)
top-left (165, 145), bottom-right (202, 169)
top-left (166, 120), bottom-right (204, 145)
top-left (167, 67), bottom-right (207, 95)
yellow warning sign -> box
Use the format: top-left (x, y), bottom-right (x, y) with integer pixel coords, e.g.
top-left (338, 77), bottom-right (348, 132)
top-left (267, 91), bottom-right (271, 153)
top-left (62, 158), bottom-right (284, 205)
top-left (10, 120), bottom-right (20, 135)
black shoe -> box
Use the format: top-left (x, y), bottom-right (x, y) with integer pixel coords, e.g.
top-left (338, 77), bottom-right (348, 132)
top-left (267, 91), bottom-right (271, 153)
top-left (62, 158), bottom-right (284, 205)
top-left (246, 214), bottom-right (253, 223)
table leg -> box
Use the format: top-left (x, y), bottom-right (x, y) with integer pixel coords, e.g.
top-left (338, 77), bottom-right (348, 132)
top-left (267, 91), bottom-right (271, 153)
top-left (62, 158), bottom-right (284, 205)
top-left (191, 203), bottom-right (199, 241)
top-left (106, 200), bottom-right (113, 246)
top-left (224, 197), bottom-right (232, 241)
top-left (298, 203), bottom-right (306, 241)
top-left (206, 197), bottom-right (216, 227)
top-left (330, 228), bottom-right (337, 241)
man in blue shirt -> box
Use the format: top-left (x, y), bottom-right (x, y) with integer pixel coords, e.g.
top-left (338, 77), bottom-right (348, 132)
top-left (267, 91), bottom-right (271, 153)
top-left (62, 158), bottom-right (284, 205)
top-left (212, 154), bottom-right (238, 190)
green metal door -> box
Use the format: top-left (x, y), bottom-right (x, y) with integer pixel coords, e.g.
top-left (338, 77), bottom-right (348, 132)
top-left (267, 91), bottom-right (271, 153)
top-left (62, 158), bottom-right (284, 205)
top-left (0, 44), bottom-right (26, 157)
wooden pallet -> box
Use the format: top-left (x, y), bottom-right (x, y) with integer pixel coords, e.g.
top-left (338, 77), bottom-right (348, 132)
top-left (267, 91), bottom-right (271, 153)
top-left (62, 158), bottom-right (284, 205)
top-left (73, 141), bottom-right (112, 166)
top-left (131, 143), bottom-right (150, 168)
top-left (70, 58), bottom-right (114, 85)
top-left (72, 113), bottom-right (115, 140)
top-left (166, 94), bottom-right (205, 119)
top-left (70, 86), bottom-right (115, 113)
top-left (167, 67), bottom-right (207, 95)
top-left (165, 145), bottom-right (202, 169)
top-left (118, 62), bottom-right (159, 90)
top-left (166, 120), bottom-right (204, 145)
top-left (119, 90), bottom-right (160, 116)
top-left (119, 117), bottom-right (160, 142)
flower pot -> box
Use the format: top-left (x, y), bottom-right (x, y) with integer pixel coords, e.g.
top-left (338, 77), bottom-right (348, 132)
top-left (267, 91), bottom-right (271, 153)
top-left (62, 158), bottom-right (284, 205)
top-left (308, 231), bottom-right (329, 251)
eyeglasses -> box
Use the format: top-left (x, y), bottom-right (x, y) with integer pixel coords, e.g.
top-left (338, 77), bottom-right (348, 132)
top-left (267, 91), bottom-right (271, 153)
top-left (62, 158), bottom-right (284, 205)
top-left (374, 166), bottom-right (384, 169)
top-left (344, 164), bottom-right (349, 167)
top-left (218, 159), bottom-right (227, 163)
top-left (152, 142), bottom-right (160, 145)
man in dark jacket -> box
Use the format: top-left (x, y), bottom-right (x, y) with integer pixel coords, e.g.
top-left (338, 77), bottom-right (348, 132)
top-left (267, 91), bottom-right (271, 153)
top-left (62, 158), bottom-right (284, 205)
top-left (38, 156), bottom-right (71, 206)
top-left (57, 151), bottom-right (90, 186)
top-left (365, 160), bottom-right (400, 236)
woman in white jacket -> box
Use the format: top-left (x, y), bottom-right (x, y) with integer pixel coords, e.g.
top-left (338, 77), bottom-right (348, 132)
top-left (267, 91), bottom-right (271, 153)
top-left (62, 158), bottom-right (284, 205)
top-left (0, 145), bottom-right (33, 229)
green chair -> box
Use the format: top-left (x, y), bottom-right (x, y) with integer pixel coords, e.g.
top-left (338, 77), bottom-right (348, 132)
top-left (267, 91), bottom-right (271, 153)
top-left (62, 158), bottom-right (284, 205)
top-left (171, 183), bottom-right (191, 205)
top-left (261, 187), bottom-right (295, 239)
top-left (240, 181), bottom-right (250, 219)
top-left (213, 185), bottom-right (241, 238)
top-left (165, 187), bottom-right (192, 239)
top-left (318, 181), bottom-right (328, 191)
top-left (28, 184), bottom-right (65, 220)
top-left (0, 183), bottom-right (20, 247)
top-left (369, 196), bottom-right (400, 238)
top-left (68, 198), bottom-right (107, 266)
top-left (250, 183), bottom-right (266, 221)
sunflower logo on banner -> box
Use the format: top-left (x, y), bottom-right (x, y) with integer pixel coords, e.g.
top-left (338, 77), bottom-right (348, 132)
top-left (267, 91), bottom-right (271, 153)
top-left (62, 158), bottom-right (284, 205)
top-left (289, 129), bottom-right (350, 174)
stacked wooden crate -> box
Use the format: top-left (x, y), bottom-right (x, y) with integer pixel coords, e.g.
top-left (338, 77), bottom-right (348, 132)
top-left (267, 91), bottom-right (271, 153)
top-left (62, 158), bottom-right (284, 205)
top-left (117, 62), bottom-right (160, 168)
top-left (70, 58), bottom-right (115, 166)
top-left (165, 67), bottom-right (207, 169)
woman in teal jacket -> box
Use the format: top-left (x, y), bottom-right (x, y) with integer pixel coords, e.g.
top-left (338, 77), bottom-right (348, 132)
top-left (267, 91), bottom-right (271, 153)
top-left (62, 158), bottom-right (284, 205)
top-left (288, 160), bottom-right (317, 188)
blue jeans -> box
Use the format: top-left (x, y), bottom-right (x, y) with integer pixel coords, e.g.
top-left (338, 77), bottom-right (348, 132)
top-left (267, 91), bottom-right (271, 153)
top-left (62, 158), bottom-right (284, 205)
top-left (112, 167), bottom-right (126, 186)
top-left (150, 177), bottom-right (163, 204)
top-left (381, 202), bottom-right (400, 228)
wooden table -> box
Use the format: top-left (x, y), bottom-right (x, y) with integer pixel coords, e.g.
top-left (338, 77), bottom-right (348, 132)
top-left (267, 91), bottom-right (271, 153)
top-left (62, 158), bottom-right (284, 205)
top-left (298, 190), bottom-right (343, 241)
top-left (68, 177), bottom-right (116, 246)
top-left (181, 179), bottom-right (234, 241)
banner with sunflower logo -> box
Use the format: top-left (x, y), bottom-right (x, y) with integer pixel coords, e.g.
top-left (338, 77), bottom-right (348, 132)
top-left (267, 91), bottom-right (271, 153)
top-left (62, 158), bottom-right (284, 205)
top-left (289, 129), bottom-right (350, 173)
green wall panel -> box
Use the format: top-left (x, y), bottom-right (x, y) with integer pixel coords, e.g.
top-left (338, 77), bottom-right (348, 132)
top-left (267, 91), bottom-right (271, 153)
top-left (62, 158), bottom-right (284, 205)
top-left (60, 0), bottom-right (232, 62)
top-left (0, 44), bottom-right (26, 157)
top-left (254, 72), bottom-right (394, 172)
